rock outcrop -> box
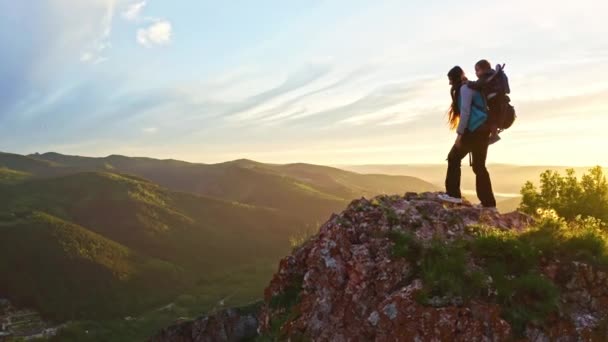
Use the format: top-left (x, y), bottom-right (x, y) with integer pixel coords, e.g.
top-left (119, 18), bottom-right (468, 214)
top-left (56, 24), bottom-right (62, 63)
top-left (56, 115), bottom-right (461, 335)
top-left (149, 303), bottom-right (260, 342)
top-left (152, 192), bottom-right (608, 341)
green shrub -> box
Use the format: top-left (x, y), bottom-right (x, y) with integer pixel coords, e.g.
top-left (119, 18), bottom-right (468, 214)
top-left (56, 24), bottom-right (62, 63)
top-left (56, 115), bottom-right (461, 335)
top-left (468, 223), bottom-right (600, 336)
top-left (261, 277), bottom-right (304, 341)
top-left (383, 205), bottom-right (400, 227)
top-left (498, 273), bottom-right (559, 335)
top-left (471, 230), bottom-right (538, 275)
top-left (387, 231), bottom-right (422, 260)
top-left (389, 218), bottom-right (606, 336)
top-left (419, 240), bottom-right (484, 301)
top-left (520, 167), bottom-right (608, 223)
top-left (269, 278), bottom-right (302, 310)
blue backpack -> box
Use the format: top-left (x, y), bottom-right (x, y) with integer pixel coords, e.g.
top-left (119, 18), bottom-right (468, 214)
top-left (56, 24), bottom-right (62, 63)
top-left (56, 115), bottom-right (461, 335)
top-left (465, 91), bottom-right (488, 132)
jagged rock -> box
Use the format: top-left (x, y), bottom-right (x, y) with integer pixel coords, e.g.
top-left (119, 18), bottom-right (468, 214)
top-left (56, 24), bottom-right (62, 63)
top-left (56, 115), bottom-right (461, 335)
top-left (258, 192), bottom-right (531, 341)
top-left (153, 192), bottom-right (608, 341)
top-left (149, 303), bottom-right (260, 342)
top-left (258, 192), bottom-right (607, 341)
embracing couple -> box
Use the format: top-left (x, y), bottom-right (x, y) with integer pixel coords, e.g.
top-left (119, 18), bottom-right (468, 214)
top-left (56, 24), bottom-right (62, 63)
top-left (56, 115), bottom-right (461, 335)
top-left (438, 59), bottom-right (514, 210)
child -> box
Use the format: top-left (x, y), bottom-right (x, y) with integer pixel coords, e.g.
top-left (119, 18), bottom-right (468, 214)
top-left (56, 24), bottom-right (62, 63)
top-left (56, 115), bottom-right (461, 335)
top-left (467, 60), bottom-right (511, 145)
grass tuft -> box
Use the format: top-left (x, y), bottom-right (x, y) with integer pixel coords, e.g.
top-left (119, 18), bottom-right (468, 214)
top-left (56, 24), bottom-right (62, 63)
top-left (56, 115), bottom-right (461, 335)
top-left (387, 214), bottom-right (608, 337)
top-left (387, 231), bottom-right (422, 260)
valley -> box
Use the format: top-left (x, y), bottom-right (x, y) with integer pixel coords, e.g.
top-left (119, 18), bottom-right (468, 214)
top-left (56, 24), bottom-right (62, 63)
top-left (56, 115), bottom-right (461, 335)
top-left (0, 152), bottom-right (438, 340)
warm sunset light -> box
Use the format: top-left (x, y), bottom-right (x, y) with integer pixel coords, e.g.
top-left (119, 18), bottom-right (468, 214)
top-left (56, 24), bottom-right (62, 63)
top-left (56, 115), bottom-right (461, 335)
top-left (1, 1), bottom-right (606, 166)
top-left (1, 2), bottom-right (607, 341)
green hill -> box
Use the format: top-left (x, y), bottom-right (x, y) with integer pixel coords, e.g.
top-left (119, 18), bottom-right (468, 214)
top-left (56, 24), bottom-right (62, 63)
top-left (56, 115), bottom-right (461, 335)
top-left (1, 152), bottom-right (437, 223)
top-left (243, 161), bottom-right (435, 199)
top-left (0, 167), bottom-right (30, 184)
top-left (0, 211), bottom-right (182, 320)
top-left (0, 152), bottom-right (72, 178)
top-left (0, 152), bottom-right (437, 338)
top-left (0, 172), bottom-right (304, 322)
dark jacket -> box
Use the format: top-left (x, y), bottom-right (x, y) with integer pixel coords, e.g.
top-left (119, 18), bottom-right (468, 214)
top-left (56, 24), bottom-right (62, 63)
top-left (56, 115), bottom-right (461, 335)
top-left (467, 69), bottom-right (510, 98)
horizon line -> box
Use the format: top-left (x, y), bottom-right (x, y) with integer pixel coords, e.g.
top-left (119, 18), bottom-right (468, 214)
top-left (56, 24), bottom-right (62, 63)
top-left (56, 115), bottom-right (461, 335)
top-left (3, 150), bottom-right (605, 169)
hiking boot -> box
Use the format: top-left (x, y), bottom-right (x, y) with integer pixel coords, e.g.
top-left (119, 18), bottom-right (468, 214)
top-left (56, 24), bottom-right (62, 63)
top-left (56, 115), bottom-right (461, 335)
top-left (438, 193), bottom-right (463, 204)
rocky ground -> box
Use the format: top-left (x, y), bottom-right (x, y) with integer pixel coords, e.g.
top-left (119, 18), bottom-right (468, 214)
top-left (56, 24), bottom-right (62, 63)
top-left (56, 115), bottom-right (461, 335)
top-left (150, 304), bottom-right (259, 342)
top-left (151, 192), bottom-right (608, 341)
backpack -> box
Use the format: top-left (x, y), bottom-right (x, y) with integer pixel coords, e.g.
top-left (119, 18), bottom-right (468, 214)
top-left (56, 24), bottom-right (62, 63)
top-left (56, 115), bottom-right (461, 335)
top-left (484, 66), bottom-right (516, 132)
top-left (468, 91), bottom-right (489, 132)
top-left (499, 96), bottom-right (516, 131)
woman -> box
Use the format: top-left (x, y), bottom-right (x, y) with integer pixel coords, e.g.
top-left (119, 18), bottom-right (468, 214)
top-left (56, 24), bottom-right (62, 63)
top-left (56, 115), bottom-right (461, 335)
top-left (438, 66), bottom-right (497, 209)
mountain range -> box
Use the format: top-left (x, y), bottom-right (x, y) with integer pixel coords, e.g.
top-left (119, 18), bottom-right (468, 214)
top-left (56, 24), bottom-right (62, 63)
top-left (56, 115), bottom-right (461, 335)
top-left (4, 151), bottom-right (588, 339)
top-left (0, 152), bottom-right (437, 326)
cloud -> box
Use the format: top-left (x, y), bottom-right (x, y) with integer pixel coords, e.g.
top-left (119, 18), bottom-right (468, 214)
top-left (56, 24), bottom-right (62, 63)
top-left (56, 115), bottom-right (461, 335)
top-left (123, 1), bottom-right (172, 48)
top-left (246, 74), bottom-right (442, 130)
top-left (80, 52), bottom-right (94, 62)
top-left (80, 0), bottom-right (117, 64)
top-left (240, 66), bottom-right (378, 123)
top-left (80, 52), bottom-right (108, 65)
top-left (122, 1), bottom-right (146, 21)
top-left (142, 127), bottom-right (158, 133)
top-left (220, 63), bottom-right (332, 121)
top-left (289, 81), bottom-right (420, 127)
top-left (4, 1), bottom-right (608, 166)
top-left (0, 1), bottom-right (124, 117)
top-left (137, 20), bottom-right (172, 47)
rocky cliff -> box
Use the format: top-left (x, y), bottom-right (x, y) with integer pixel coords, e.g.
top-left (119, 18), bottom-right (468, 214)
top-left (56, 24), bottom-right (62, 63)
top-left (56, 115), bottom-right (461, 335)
top-left (151, 192), bottom-right (608, 341)
top-left (150, 304), bottom-right (259, 342)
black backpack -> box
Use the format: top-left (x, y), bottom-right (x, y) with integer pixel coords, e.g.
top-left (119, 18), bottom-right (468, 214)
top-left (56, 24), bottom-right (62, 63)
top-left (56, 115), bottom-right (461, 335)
top-left (499, 96), bottom-right (516, 131)
top-left (485, 66), bottom-right (516, 131)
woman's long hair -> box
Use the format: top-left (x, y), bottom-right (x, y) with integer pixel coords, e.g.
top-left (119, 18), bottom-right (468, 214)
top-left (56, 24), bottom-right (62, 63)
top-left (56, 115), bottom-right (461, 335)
top-left (447, 66), bottom-right (465, 130)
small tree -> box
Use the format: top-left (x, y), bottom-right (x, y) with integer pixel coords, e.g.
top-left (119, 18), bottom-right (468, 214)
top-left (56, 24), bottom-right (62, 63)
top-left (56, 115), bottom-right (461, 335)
top-left (520, 166), bottom-right (608, 223)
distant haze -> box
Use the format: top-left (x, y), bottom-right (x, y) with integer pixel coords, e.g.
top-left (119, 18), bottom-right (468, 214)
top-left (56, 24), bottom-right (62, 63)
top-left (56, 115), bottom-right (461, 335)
top-left (339, 164), bottom-right (608, 201)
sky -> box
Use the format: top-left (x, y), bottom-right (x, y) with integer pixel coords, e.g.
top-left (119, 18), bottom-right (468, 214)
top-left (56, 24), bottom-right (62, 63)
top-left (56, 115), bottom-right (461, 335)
top-left (0, 0), bottom-right (607, 166)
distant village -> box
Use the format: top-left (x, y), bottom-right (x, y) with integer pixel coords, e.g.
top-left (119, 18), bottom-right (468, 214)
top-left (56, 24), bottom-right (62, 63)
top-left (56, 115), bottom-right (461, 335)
top-left (0, 298), bottom-right (61, 341)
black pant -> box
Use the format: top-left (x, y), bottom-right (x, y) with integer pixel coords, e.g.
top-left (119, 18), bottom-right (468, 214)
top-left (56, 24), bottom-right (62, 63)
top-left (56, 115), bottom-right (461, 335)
top-left (445, 129), bottom-right (496, 207)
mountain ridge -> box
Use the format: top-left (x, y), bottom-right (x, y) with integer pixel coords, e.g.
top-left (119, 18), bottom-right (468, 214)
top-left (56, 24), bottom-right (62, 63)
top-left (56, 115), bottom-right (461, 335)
top-left (3, 151), bottom-right (438, 223)
top-left (0, 152), bottom-right (438, 337)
